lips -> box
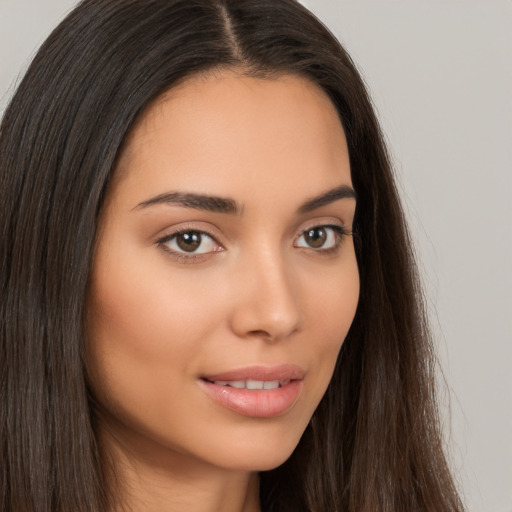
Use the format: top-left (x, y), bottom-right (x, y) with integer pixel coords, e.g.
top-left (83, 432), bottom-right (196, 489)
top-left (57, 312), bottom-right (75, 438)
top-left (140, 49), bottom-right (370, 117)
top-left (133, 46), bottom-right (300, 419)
top-left (202, 364), bottom-right (305, 383)
top-left (200, 364), bottom-right (305, 418)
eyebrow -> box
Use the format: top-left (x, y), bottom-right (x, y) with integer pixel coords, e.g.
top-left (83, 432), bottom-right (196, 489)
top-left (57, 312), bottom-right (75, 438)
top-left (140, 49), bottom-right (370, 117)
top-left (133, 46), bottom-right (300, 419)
top-left (298, 184), bottom-right (356, 214)
top-left (134, 184), bottom-right (356, 215)
top-left (134, 191), bottom-right (242, 215)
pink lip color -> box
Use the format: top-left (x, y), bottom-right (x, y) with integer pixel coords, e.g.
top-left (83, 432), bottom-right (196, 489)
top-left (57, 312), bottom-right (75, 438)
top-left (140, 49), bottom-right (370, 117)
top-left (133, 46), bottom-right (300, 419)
top-left (200, 364), bottom-right (304, 418)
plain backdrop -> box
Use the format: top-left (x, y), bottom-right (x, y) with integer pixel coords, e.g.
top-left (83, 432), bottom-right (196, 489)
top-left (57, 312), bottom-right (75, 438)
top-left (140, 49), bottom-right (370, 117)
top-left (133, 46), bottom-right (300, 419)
top-left (1, 1), bottom-right (511, 511)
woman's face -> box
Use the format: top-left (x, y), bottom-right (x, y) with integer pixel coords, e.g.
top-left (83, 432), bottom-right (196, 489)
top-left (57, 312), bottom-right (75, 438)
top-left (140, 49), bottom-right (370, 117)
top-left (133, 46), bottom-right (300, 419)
top-left (86, 71), bottom-right (359, 473)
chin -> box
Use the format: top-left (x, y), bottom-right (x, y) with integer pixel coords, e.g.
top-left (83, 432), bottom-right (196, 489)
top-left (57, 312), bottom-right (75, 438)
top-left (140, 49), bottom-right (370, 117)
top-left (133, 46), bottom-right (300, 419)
top-left (200, 423), bottom-right (307, 473)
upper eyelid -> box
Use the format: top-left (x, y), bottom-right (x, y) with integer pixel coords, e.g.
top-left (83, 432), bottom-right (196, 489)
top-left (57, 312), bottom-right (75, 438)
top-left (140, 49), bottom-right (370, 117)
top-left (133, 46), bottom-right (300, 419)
top-left (155, 222), bottom-right (223, 244)
top-left (300, 224), bottom-right (349, 235)
top-left (158, 229), bottom-right (218, 245)
top-left (295, 218), bottom-right (351, 237)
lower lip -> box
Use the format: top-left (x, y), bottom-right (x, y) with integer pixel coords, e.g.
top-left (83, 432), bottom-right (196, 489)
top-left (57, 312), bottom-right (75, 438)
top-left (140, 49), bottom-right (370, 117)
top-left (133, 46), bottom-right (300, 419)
top-left (200, 379), bottom-right (302, 418)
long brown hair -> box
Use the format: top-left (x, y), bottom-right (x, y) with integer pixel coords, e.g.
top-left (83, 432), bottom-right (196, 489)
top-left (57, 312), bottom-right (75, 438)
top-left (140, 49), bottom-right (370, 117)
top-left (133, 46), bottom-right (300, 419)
top-left (0, 1), bottom-right (463, 511)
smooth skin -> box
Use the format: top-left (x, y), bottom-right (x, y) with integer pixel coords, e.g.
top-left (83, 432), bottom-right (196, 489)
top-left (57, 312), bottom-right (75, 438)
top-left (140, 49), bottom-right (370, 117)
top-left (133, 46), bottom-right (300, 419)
top-left (86, 70), bottom-right (359, 512)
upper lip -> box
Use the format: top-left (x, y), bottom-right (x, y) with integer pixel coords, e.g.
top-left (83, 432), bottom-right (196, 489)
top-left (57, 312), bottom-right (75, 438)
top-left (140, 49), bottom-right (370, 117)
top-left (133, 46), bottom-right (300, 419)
top-left (202, 364), bottom-right (305, 382)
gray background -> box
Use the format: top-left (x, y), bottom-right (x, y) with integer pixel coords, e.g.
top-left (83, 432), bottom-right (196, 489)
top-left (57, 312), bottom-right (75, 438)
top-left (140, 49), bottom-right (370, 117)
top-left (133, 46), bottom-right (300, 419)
top-left (1, 1), bottom-right (511, 511)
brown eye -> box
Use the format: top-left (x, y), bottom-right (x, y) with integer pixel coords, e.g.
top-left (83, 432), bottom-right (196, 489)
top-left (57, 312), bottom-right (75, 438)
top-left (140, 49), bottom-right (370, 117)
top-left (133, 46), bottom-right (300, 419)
top-left (176, 231), bottom-right (202, 252)
top-left (295, 225), bottom-right (343, 250)
top-left (162, 230), bottom-right (219, 255)
top-left (304, 228), bottom-right (327, 248)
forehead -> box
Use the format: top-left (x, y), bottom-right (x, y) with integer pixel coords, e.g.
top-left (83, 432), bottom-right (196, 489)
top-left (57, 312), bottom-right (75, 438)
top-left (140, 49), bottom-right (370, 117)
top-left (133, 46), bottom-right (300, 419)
top-left (113, 71), bottom-right (351, 208)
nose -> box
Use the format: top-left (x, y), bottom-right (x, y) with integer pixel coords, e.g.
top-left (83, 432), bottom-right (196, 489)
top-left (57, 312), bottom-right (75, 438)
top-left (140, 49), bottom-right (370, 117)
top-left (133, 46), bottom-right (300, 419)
top-left (229, 248), bottom-right (302, 342)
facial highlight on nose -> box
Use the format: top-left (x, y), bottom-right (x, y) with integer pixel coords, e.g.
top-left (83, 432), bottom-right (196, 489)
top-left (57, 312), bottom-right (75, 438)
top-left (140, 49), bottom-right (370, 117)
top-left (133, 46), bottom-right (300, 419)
top-left (230, 256), bottom-right (302, 342)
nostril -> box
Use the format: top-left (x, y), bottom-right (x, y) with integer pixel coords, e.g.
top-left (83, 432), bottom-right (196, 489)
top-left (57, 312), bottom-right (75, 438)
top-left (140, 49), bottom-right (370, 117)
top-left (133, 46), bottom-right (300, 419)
top-left (247, 329), bottom-right (272, 338)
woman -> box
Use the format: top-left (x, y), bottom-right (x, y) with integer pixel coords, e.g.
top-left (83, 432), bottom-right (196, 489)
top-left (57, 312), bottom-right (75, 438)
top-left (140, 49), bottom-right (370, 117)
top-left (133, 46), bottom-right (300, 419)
top-left (0, 0), bottom-right (463, 511)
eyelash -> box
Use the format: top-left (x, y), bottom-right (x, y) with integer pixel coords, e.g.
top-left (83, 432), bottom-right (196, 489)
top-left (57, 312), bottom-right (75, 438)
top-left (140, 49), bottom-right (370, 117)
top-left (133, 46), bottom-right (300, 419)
top-left (156, 223), bottom-right (351, 263)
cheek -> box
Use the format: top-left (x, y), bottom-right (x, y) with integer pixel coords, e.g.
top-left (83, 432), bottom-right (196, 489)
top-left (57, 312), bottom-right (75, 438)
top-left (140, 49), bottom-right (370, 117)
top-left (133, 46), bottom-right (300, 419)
top-left (294, 253), bottom-right (359, 408)
top-left (301, 255), bottom-right (359, 390)
top-left (84, 242), bottom-right (221, 417)
top-left (87, 240), bottom-right (221, 356)
top-left (305, 248), bottom-right (359, 331)
top-left (84, 258), bottom-right (230, 458)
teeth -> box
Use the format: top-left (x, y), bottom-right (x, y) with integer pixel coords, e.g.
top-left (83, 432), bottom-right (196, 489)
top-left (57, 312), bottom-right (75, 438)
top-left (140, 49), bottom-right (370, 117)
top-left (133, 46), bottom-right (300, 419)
top-left (229, 380), bottom-right (245, 389)
top-left (212, 379), bottom-right (282, 390)
top-left (246, 379), bottom-right (263, 390)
